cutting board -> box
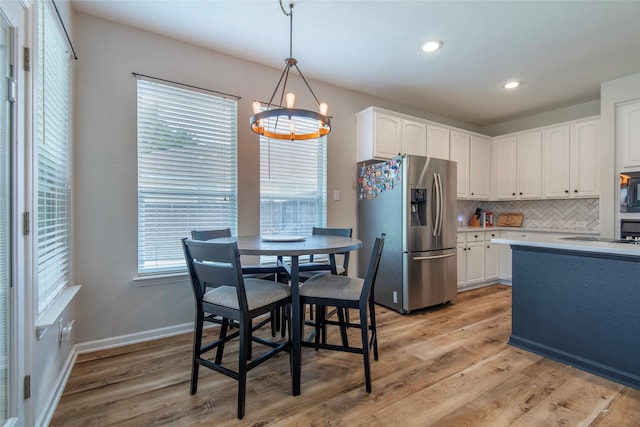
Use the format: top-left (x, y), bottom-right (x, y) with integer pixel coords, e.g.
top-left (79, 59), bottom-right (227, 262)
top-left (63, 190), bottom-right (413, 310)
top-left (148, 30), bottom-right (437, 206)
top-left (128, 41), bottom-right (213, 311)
top-left (495, 213), bottom-right (524, 227)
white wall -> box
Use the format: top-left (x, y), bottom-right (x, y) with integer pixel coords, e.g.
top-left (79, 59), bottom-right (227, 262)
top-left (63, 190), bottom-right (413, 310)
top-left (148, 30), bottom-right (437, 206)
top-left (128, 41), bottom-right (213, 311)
top-left (600, 72), bottom-right (640, 238)
top-left (482, 99), bottom-right (600, 136)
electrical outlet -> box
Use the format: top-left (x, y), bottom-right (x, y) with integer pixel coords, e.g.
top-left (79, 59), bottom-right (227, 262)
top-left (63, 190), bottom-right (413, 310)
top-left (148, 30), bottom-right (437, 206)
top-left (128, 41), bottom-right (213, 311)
top-left (58, 318), bottom-right (64, 343)
top-left (393, 291), bottom-right (398, 304)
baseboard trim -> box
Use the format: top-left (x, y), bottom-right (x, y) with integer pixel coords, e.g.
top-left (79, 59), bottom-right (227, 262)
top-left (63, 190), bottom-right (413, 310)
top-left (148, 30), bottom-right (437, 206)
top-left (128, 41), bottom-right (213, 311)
top-left (37, 344), bottom-right (78, 427)
top-left (75, 322), bottom-right (195, 354)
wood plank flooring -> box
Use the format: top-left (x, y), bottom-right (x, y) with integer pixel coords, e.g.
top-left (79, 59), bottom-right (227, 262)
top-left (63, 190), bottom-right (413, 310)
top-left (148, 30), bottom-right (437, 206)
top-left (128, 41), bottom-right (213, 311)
top-left (50, 285), bottom-right (640, 426)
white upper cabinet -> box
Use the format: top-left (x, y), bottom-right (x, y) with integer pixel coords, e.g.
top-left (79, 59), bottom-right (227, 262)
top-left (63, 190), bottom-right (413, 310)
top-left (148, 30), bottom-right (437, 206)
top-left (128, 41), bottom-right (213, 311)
top-left (356, 107), bottom-right (426, 162)
top-left (451, 132), bottom-right (490, 200)
top-left (426, 124), bottom-right (450, 160)
top-left (450, 131), bottom-right (470, 198)
top-left (617, 99), bottom-right (640, 170)
top-left (570, 120), bottom-right (599, 197)
top-left (469, 135), bottom-right (490, 199)
top-left (542, 125), bottom-right (571, 198)
top-left (493, 131), bottom-right (541, 200)
top-left (516, 131), bottom-right (542, 199)
top-left (403, 119), bottom-right (428, 157)
top-left (493, 136), bottom-right (518, 199)
top-left (542, 120), bottom-right (599, 198)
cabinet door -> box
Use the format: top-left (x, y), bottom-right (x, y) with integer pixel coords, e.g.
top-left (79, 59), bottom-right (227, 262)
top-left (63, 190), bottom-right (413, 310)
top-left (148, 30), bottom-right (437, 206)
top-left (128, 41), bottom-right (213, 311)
top-left (373, 112), bottom-right (402, 159)
top-left (450, 131), bottom-right (470, 198)
top-left (469, 135), bottom-right (490, 199)
top-left (465, 242), bottom-right (485, 285)
top-left (516, 131), bottom-right (542, 199)
top-left (427, 124), bottom-right (450, 159)
top-left (571, 120), bottom-right (599, 197)
top-left (493, 136), bottom-right (517, 199)
top-left (485, 240), bottom-right (499, 281)
top-left (618, 100), bottom-right (640, 170)
top-left (542, 125), bottom-right (571, 198)
top-left (456, 244), bottom-right (465, 288)
top-left (403, 119), bottom-right (427, 157)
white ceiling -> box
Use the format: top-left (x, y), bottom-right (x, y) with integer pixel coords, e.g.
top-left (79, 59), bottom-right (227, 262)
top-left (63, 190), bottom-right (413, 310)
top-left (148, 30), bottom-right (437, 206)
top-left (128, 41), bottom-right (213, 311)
top-left (71, 0), bottom-right (640, 127)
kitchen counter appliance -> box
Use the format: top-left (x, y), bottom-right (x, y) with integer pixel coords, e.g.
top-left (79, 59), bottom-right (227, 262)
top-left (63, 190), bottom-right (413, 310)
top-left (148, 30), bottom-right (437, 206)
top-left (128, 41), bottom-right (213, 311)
top-left (357, 155), bottom-right (457, 313)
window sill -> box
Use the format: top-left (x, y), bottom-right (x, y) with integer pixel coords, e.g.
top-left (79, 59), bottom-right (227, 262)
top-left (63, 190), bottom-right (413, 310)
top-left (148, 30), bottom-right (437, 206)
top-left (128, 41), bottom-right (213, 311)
top-left (35, 285), bottom-right (81, 340)
top-left (132, 271), bottom-right (189, 287)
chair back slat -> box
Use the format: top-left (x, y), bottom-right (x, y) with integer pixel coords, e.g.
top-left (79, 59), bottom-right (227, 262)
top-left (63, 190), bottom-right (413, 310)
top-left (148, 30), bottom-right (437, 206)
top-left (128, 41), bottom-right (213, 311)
top-left (191, 228), bottom-right (232, 240)
top-left (359, 234), bottom-right (385, 305)
top-left (182, 238), bottom-right (248, 312)
top-left (310, 227), bottom-right (353, 271)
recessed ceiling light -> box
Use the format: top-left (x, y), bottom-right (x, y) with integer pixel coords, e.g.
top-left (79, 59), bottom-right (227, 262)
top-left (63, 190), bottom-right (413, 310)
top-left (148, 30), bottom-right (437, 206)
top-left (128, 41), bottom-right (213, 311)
top-left (504, 81), bottom-right (521, 89)
top-left (422, 40), bottom-right (443, 53)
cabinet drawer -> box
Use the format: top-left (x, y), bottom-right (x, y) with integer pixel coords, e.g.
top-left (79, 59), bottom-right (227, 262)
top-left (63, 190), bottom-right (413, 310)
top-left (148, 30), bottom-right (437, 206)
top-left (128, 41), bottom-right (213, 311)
top-left (467, 232), bottom-right (484, 243)
top-left (484, 231), bottom-right (498, 242)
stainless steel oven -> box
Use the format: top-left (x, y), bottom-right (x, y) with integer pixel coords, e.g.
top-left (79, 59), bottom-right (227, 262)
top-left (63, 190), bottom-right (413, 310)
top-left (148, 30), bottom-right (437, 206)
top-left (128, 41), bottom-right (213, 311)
top-left (620, 172), bottom-right (640, 212)
top-left (620, 219), bottom-right (640, 242)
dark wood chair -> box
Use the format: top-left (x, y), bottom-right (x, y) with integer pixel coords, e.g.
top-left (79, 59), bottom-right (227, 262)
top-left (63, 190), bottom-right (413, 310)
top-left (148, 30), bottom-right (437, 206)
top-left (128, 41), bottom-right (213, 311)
top-left (296, 227), bottom-right (353, 342)
top-left (299, 234), bottom-right (385, 392)
top-left (182, 238), bottom-right (291, 419)
top-left (191, 228), bottom-right (288, 335)
top-left (298, 227), bottom-right (353, 279)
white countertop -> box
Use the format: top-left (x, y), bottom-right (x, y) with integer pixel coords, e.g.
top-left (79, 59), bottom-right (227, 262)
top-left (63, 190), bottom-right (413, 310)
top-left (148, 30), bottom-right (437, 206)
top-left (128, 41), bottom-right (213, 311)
top-left (492, 234), bottom-right (640, 257)
top-left (457, 226), bottom-right (599, 235)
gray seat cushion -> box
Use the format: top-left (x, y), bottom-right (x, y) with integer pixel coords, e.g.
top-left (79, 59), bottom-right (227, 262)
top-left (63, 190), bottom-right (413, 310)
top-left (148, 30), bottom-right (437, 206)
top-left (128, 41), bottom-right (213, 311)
top-left (203, 279), bottom-right (291, 310)
top-left (299, 274), bottom-right (363, 301)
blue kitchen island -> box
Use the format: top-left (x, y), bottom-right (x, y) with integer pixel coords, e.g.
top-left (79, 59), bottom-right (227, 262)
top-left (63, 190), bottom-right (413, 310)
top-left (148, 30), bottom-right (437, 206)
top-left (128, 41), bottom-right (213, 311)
top-left (492, 235), bottom-right (640, 390)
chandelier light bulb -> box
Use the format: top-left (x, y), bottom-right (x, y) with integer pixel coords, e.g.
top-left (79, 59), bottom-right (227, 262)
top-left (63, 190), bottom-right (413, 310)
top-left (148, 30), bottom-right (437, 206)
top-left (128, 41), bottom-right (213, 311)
top-left (319, 102), bottom-right (328, 116)
top-left (252, 101), bottom-right (261, 114)
top-left (286, 92), bottom-right (296, 108)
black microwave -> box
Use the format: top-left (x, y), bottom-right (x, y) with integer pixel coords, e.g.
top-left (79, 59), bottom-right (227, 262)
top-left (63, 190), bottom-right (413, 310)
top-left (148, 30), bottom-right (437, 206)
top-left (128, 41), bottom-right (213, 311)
top-left (620, 172), bottom-right (640, 212)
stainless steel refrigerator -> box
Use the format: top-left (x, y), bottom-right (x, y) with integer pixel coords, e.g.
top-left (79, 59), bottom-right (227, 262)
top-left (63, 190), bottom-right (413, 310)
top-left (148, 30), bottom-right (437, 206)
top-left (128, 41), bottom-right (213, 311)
top-left (357, 155), bottom-right (457, 313)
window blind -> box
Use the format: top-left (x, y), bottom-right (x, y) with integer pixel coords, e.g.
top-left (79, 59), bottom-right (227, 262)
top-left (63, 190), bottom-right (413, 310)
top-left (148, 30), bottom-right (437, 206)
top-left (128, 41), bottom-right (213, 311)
top-left (0, 13), bottom-right (11, 424)
top-left (137, 79), bottom-right (238, 274)
top-left (259, 115), bottom-right (327, 262)
top-left (36, 0), bottom-right (72, 314)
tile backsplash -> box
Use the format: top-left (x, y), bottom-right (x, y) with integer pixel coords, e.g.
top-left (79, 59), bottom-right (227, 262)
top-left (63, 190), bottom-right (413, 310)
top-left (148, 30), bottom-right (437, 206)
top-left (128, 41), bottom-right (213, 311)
top-left (457, 198), bottom-right (599, 231)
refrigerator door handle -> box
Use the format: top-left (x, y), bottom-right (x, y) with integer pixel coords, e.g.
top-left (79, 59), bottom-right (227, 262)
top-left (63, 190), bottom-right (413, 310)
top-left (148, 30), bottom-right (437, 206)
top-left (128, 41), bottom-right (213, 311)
top-left (413, 252), bottom-right (455, 261)
top-left (432, 172), bottom-right (442, 237)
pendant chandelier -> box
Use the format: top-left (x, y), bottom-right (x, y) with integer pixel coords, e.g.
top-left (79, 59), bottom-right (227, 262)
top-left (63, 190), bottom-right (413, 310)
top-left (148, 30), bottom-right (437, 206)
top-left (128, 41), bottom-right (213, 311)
top-left (250, 1), bottom-right (331, 141)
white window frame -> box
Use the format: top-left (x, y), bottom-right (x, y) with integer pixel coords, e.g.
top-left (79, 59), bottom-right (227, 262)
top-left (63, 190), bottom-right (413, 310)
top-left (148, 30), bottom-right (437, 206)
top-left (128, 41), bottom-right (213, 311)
top-left (136, 77), bottom-right (239, 277)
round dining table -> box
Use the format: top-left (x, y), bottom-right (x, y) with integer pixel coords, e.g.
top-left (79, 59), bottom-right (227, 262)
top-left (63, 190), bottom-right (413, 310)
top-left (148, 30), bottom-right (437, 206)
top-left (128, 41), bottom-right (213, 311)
top-left (211, 234), bottom-right (362, 396)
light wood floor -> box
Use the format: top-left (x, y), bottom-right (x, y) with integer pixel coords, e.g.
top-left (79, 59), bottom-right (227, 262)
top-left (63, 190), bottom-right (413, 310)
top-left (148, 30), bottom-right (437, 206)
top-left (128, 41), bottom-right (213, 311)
top-left (51, 285), bottom-right (640, 426)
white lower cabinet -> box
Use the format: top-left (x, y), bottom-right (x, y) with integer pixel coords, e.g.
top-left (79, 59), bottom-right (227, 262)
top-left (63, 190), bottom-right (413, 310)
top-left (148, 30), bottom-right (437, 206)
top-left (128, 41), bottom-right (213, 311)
top-left (457, 231), bottom-right (498, 290)
top-left (485, 231), bottom-right (499, 281)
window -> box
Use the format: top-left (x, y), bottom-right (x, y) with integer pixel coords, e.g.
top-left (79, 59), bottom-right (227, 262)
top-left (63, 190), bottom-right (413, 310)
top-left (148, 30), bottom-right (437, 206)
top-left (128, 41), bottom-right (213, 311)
top-left (0, 10), bottom-right (11, 423)
top-left (137, 79), bottom-right (238, 275)
top-left (259, 118), bottom-right (327, 259)
top-left (35, 0), bottom-right (72, 314)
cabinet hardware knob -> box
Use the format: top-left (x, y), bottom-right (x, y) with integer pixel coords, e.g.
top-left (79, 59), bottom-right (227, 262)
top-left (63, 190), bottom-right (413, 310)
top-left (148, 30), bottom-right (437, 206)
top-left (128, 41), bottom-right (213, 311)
top-left (565, 190), bottom-right (569, 193)
top-left (519, 192), bottom-right (523, 195)
top-left (574, 189), bottom-right (578, 193)
top-left (512, 192), bottom-right (516, 196)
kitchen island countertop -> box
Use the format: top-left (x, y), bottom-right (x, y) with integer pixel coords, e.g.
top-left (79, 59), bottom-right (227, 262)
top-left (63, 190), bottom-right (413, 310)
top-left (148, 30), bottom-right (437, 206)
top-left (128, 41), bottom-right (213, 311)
top-left (492, 234), bottom-right (640, 258)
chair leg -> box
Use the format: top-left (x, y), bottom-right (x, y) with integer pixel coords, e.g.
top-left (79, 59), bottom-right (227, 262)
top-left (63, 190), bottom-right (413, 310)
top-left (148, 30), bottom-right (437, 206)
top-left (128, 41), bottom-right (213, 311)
top-left (191, 310), bottom-right (204, 395)
top-left (360, 305), bottom-right (372, 393)
top-left (369, 296), bottom-right (379, 361)
top-left (336, 307), bottom-right (349, 347)
top-left (215, 317), bottom-right (229, 365)
top-left (237, 317), bottom-right (251, 419)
